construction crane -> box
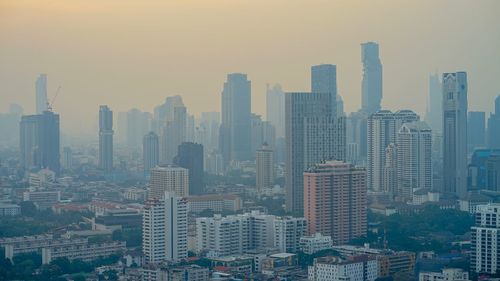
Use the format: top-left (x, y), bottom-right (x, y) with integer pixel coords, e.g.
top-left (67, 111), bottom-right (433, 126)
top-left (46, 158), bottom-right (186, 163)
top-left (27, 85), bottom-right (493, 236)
top-left (47, 86), bottom-right (61, 112)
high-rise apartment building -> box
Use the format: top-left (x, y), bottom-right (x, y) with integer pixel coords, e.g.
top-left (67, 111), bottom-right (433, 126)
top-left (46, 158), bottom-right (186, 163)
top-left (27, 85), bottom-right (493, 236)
top-left (425, 73), bottom-right (443, 133)
top-left (442, 72), bottom-right (468, 197)
top-left (174, 142), bottom-right (204, 195)
top-left (256, 144), bottom-right (274, 193)
top-left (220, 73), bottom-right (252, 164)
top-left (143, 132), bottom-right (159, 176)
top-left (361, 42), bottom-right (383, 114)
top-left (471, 203), bottom-right (500, 274)
top-left (142, 192), bottom-right (188, 263)
top-left (149, 166), bottom-right (189, 199)
top-left (367, 110), bottom-right (419, 191)
top-left (285, 92), bottom-right (345, 214)
top-left (274, 216), bottom-right (307, 253)
top-left (35, 74), bottom-right (48, 115)
top-left (304, 161), bottom-right (367, 245)
top-left (62, 146), bottom-right (73, 170)
top-left (468, 111), bottom-right (486, 152)
top-left (98, 105), bottom-right (113, 173)
top-left (396, 121), bottom-right (432, 200)
top-left (266, 84), bottom-right (285, 138)
top-left (311, 64), bottom-right (337, 117)
top-left (196, 211), bottom-right (305, 257)
top-left (20, 111), bottom-right (60, 174)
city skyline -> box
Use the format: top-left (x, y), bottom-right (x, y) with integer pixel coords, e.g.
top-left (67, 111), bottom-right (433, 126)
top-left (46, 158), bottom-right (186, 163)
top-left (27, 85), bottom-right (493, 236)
top-left (1, 1), bottom-right (499, 135)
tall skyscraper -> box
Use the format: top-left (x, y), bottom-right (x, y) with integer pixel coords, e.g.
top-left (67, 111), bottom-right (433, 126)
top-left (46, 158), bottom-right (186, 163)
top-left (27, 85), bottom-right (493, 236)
top-left (361, 42), bottom-right (383, 114)
top-left (174, 142), bottom-right (204, 195)
top-left (266, 84), bottom-right (285, 138)
top-left (250, 114), bottom-right (276, 155)
top-left (396, 121), bottom-right (433, 200)
top-left (143, 132), bottom-right (159, 176)
top-left (425, 73), bottom-right (443, 133)
top-left (303, 161), bottom-right (367, 245)
top-left (468, 111), bottom-right (486, 152)
top-left (142, 192), bottom-right (188, 263)
top-left (149, 166), bottom-right (189, 199)
top-left (127, 108), bottom-right (151, 150)
top-left (256, 143), bottom-right (274, 193)
top-left (220, 73), bottom-right (252, 165)
top-left (346, 111), bottom-right (369, 165)
top-left (285, 92), bottom-right (345, 214)
top-left (487, 96), bottom-right (500, 149)
top-left (98, 105), bottom-right (113, 173)
top-left (311, 64), bottom-right (337, 117)
top-left (471, 204), bottom-right (500, 274)
top-left (35, 74), bottom-right (48, 114)
top-left (20, 111), bottom-right (60, 174)
top-left (199, 112), bottom-right (220, 153)
top-left (442, 72), bottom-right (468, 197)
top-left (367, 110), bottom-right (419, 191)
top-left (159, 97), bottom-right (187, 165)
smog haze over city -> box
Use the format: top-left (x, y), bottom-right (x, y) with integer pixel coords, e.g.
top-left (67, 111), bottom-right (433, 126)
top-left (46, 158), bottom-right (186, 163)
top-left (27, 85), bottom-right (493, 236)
top-left (1, 1), bottom-right (500, 281)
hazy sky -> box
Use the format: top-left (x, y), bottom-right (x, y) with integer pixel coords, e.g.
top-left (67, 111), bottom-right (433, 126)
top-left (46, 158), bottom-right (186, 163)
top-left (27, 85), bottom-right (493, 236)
top-left (1, 0), bottom-right (499, 135)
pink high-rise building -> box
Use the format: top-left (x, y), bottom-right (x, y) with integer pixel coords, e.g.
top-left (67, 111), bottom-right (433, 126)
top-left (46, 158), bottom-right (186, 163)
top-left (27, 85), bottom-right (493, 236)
top-left (304, 160), bottom-right (367, 245)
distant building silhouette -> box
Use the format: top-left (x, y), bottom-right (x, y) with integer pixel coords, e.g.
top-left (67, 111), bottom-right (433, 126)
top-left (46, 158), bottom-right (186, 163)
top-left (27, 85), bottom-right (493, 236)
top-left (361, 42), bottom-right (383, 114)
top-left (143, 132), bottom-right (159, 177)
top-left (98, 105), bottom-right (113, 173)
top-left (174, 142), bottom-right (204, 195)
top-left (311, 64), bottom-right (337, 117)
top-left (266, 84), bottom-right (285, 138)
top-left (20, 111), bottom-right (60, 174)
top-left (220, 73), bottom-right (252, 165)
top-left (468, 111), bottom-right (486, 153)
top-left (425, 73), bottom-right (442, 133)
top-left (442, 72), bottom-right (468, 197)
top-left (35, 74), bottom-right (48, 115)
top-left (487, 96), bottom-right (500, 149)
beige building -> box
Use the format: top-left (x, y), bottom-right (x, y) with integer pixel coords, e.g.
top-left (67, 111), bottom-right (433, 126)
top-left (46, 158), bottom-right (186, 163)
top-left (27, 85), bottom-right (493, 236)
top-left (149, 166), bottom-right (189, 199)
top-left (304, 160), bottom-right (367, 245)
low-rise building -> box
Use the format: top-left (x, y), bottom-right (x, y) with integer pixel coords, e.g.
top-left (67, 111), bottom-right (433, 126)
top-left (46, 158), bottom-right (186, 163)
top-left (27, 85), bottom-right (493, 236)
top-left (4, 238), bottom-right (88, 260)
top-left (300, 233), bottom-right (333, 255)
top-left (419, 268), bottom-right (470, 281)
top-left (308, 255), bottom-right (378, 281)
top-left (0, 203), bottom-right (21, 216)
top-left (41, 241), bottom-right (126, 264)
top-left (332, 244), bottom-right (416, 278)
top-left (23, 190), bottom-right (60, 210)
top-left (187, 194), bottom-right (242, 213)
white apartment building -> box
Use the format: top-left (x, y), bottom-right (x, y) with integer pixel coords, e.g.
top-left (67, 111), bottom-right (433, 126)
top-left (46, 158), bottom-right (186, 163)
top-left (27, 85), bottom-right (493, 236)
top-left (308, 256), bottom-right (378, 281)
top-left (23, 190), bottom-right (60, 210)
top-left (274, 216), bottom-right (307, 253)
top-left (419, 268), bottom-right (470, 281)
top-left (196, 211), bottom-right (303, 257)
top-left (143, 192), bottom-right (188, 263)
top-left (471, 203), bottom-right (500, 274)
top-left (300, 233), bottom-right (333, 255)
